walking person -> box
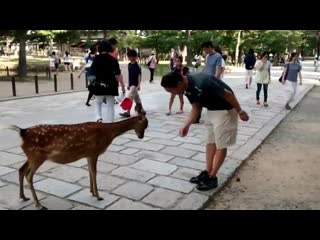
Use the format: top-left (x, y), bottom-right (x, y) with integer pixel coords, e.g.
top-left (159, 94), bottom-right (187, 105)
top-left (281, 52), bottom-right (303, 110)
top-left (63, 51), bottom-right (72, 72)
top-left (90, 40), bottom-right (126, 123)
top-left (119, 49), bottom-right (145, 118)
top-left (244, 48), bottom-right (256, 89)
top-left (254, 52), bottom-right (271, 107)
top-left (166, 55), bottom-right (185, 115)
top-left (78, 46), bottom-right (97, 106)
top-left (195, 41), bottom-right (223, 123)
top-left (147, 52), bottom-right (157, 83)
top-left (161, 71), bottom-right (249, 190)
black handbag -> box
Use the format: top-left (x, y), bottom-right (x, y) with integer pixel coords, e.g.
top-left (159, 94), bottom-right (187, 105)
top-left (91, 81), bottom-right (113, 95)
top-left (279, 64), bottom-right (289, 82)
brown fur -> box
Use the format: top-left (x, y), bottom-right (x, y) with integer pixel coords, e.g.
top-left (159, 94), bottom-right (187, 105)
top-left (16, 114), bottom-right (148, 209)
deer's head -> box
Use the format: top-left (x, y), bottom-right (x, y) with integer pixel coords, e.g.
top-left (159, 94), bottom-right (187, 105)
top-left (134, 112), bottom-right (148, 139)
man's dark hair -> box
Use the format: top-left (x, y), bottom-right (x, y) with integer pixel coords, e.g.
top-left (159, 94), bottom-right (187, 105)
top-left (201, 41), bottom-right (214, 48)
top-left (248, 48), bottom-right (254, 54)
top-left (108, 37), bottom-right (118, 45)
top-left (182, 66), bottom-right (190, 75)
top-left (127, 49), bottom-right (138, 57)
top-left (161, 71), bottom-right (183, 88)
top-left (98, 40), bottom-right (113, 53)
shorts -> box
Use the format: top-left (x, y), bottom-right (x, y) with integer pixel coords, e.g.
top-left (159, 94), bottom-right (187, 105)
top-left (64, 62), bottom-right (71, 65)
top-left (54, 63), bottom-right (59, 70)
top-left (205, 109), bottom-right (238, 149)
top-left (245, 69), bottom-right (254, 77)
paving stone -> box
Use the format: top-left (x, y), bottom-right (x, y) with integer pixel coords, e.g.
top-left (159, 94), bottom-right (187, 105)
top-left (169, 157), bottom-right (204, 171)
top-left (22, 196), bottom-right (74, 210)
top-left (148, 176), bottom-right (194, 193)
top-left (84, 161), bottom-right (119, 174)
top-left (67, 159), bottom-right (88, 168)
top-left (78, 174), bottom-right (126, 192)
top-left (42, 165), bottom-right (88, 183)
top-left (121, 134), bottom-right (151, 142)
top-left (112, 181), bottom-right (154, 200)
top-left (144, 131), bottom-right (176, 140)
top-left (0, 152), bottom-right (26, 166)
top-left (172, 136), bottom-right (203, 144)
top-left (112, 137), bottom-right (131, 145)
top-left (107, 198), bottom-right (160, 210)
top-left (160, 147), bottom-right (197, 159)
top-left (191, 153), bottom-right (206, 162)
top-left (71, 205), bottom-right (99, 210)
top-left (147, 138), bottom-right (182, 147)
top-left (179, 143), bottom-right (205, 153)
top-left (120, 148), bottom-right (140, 155)
top-left (4, 146), bottom-right (24, 155)
top-left (170, 167), bottom-right (200, 181)
top-left (174, 192), bottom-right (209, 210)
top-left (111, 167), bottom-right (155, 182)
top-left (142, 188), bottom-right (183, 209)
top-left (0, 171), bottom-right (45, 187)
top-left (34, 178), bottom-right (82, 198)
top-left (0, 166), bottom-right (16, 176)
top-left (108, 145), bottom-right (126, 152)
top-left (68, 189), bottom-right (119, 209)
top-left (125, 141), bottom-right (165, 151)
top-left (131, 159), bottom-right (177, 175)
top-left (134, 150), bottom-right (174, 162)
top-left (100, 152), bottom-right (140, 166)
top-left (0, 184), bottom-right (46, 210)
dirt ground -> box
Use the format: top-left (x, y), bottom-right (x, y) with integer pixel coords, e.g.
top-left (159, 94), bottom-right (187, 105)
top-left (207, 86), bottom-right (320, 210)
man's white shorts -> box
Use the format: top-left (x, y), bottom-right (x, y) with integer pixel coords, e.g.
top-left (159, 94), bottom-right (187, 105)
top-left (205, 109), bottom-right (238, 149)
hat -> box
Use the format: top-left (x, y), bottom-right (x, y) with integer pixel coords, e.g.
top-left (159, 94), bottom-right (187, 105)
top-left (120, 97), bottom-right (133, 110)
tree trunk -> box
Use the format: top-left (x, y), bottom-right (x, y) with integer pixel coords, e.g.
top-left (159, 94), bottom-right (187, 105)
top-left (235, 30), bottom-right (242, 66)
top-left (18, 38), bottom-right (27, 78)
top-left (185, 30), bottom-right (192, 66)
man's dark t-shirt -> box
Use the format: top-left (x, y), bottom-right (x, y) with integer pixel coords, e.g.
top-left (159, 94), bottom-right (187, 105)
top-left (128, 62), bottom-right (141, 87)
top-left (185, 72), bottom-right (233, 111)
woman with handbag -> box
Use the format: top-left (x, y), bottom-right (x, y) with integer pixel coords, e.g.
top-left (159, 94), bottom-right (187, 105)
top-left (90, 40), bottom-right (126, 123)
top-left (281, 52), bottom-right (302, 110)
top-left (254, 52), bottom-right (271, 107)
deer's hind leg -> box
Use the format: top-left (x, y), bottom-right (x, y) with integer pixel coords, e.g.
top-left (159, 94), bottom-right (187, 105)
top-left (19, 161), bottom-right (30, 201)
top-left (87, 156), bottom-right (103, 201)
top-left (25, 157), bottom-right (47, 210)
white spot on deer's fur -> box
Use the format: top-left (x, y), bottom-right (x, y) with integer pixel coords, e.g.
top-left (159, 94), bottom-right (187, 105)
top-left (35, 138), bottom-right (39, 143)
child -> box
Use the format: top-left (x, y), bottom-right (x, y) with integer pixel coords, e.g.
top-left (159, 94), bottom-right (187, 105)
top-left (119, 49), bottom-right (145, 118)
top-left (166, 55), bottom-right (185, 115)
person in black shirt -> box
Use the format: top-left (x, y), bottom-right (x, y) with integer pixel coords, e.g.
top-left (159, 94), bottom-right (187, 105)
top-left (90, 40), bottom-right (125, 123)
top-left (119, 49), bottom-right (145, 118)
top-left (161, 72), bottom-right (249, 191)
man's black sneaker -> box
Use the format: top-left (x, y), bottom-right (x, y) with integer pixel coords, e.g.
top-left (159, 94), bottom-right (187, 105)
top-left (189, 170), bottom-right (209, 184)
top-left (196, 176), bottom-right (218, 191)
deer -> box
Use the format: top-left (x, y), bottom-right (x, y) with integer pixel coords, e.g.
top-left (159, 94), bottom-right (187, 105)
top-left (0, 109), bottom-right (148, 210)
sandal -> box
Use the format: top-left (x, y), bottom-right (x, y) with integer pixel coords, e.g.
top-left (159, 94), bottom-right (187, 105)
top-left (96, 118), bottom-right (103, 123)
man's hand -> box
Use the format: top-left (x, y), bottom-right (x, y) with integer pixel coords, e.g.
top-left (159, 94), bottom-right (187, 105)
top-left (179, 124), bottom-right (190, 137)
top-left (239, 110), bottom-right (249, 121)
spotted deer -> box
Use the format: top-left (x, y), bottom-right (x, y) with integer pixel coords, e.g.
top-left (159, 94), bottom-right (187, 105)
top-left (0, 111), bottom-right (148, 209)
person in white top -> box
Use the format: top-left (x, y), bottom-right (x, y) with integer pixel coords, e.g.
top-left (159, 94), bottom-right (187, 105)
top-left (147, 52), bottom-right (157, 83)
top-left (63, 51), bottom-right (73, 72)
top-left (254, 52), bottom-right (271, 107)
